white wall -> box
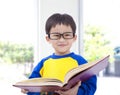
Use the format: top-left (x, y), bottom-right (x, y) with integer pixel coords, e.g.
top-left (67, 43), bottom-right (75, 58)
top-left (0, 0), bottom-right (36, 44)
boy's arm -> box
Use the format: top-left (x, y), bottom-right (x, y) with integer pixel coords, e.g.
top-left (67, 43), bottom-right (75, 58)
top-left (21, 89), bottom-right (40, 95)
top-left (26, 69), bottom-right (41, 95)
top-left (55, 75), bottom-right (96, 95)
top-left (21, 63), bottom-right (42, 95)
top-left (77, 75), bottom-right (97, 95)
top-left (76, 56), bottom-right (97, 95)
top-left (55, 81), bottom-right (81, 95)
top-left (21, 72), bottom-right (41, 95)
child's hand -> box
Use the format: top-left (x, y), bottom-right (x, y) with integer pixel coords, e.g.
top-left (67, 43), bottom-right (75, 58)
top-left (55, 81), bottom-right (81, 95)
top-left (21, 89), bottom-right (28, 94)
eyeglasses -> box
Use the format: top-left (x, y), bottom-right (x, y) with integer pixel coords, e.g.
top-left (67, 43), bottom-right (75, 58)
top-left (48, 32), bottom-right (75, 40)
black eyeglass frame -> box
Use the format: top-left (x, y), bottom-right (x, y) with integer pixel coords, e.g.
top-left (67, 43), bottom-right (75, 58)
top-left (48, 32), bottom-right (75, 40)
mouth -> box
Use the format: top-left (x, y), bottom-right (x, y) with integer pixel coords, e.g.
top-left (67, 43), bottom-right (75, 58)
top-left (58, 44), bottom-right (67, 47)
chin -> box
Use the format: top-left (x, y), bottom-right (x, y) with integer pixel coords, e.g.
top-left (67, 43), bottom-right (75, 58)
top-left (58, 51), bottom-right (69, 55)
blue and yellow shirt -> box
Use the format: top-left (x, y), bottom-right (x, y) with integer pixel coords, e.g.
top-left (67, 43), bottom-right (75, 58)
top-left (28, 52), bottom-right (97, 95)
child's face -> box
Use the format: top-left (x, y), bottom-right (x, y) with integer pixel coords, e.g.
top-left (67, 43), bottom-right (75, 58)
top-left (46, 24), bottom-right (77, 55)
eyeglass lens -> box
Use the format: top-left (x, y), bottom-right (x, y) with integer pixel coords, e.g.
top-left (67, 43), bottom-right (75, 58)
top-left (48, 32), bottom-right (75, 40)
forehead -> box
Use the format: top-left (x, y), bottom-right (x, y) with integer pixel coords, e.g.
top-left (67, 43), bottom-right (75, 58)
top-left (50, 24), bottom-right (72, 33)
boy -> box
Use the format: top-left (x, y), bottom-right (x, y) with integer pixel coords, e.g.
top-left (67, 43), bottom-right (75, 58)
top-left (22, 13), bottom-right (97, 95)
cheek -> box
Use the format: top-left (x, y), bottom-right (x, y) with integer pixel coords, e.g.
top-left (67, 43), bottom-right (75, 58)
top-left (49, 41), bottom-right (57, 46)
top-left (68, 40), bottom-right (76, 45)
top-left (46, 38), bottom-right (55, 44)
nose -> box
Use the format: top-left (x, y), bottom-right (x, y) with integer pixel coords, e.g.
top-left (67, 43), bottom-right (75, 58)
top-left (59, 35), bottom-right (65, 41)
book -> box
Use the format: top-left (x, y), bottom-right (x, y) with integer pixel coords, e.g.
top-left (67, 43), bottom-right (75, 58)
top-left (13, 55), bottom-right (110, 92)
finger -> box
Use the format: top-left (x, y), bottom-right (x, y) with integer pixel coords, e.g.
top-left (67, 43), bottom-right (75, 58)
top-left (21, 89), bottom-right (28, 94)
top-left (78, 81), bottom-right (81, 86)
top-left (55, 90), bottom-right (63, 95)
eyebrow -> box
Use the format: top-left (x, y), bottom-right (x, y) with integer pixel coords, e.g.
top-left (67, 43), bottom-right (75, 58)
top-left (49, 32), bottom-right (73, 34)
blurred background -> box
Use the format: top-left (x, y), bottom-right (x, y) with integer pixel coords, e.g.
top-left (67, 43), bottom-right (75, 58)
top-left (0, 0), bottom-right (120, 95)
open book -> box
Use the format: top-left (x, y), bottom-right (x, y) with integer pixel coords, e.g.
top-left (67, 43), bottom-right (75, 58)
top-left (13, 55), bottom-right (110, 92)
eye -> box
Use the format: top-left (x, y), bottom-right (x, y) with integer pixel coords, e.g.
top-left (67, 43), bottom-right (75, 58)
top-left (64, 33), bottom-right (73, 37)
top-left (52, 34), bottom-right (60, 37)
top-left (64, 33), bottom-right (71, 36)
top-left (49, 33), bottom-right (61, 39)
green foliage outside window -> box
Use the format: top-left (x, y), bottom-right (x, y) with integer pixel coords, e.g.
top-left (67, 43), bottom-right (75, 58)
top-left (83, 25), bottom-right (113, 61)
top-left (0, 41), bottom-right (33, 64)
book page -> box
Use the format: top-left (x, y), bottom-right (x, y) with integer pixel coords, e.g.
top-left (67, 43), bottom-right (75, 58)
top-left (63, 56), bottom-right (108, 85)
top-left (14, 77), bottom-right (63, 87)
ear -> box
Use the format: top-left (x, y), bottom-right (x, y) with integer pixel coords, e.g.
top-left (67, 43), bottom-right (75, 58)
top-left (46, 36), bottom-right (51, 43)
top-left (73, 35), bottom-right (77, 41)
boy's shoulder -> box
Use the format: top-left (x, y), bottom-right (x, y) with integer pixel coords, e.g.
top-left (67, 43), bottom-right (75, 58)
top-left (70, 53), bottom-right (88, 64)
top-left (41, 55), bottom-right (53, 62)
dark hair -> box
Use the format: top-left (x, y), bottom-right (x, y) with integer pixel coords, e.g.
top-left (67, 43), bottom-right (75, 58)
top-left (45, 13), bottom-right (76, 34)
